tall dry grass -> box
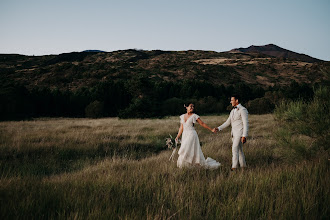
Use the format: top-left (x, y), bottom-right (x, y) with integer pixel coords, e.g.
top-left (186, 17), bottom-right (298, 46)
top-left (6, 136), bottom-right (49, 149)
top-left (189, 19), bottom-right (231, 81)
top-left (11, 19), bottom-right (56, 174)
top-left (0, 115), bottom-right (329, 219)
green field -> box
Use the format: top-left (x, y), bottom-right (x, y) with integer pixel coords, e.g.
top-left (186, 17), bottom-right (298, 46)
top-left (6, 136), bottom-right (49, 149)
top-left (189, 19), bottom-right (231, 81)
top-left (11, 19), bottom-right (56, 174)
top-left (0, 115), bottom-right (329, 219)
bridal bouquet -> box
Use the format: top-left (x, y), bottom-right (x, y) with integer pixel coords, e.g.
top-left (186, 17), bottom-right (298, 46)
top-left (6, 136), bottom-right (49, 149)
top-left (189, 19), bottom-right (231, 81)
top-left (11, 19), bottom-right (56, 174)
top-left (165, 134), bottom-right (175, 149)
top-left (165, 134), bottom-right (180, 162)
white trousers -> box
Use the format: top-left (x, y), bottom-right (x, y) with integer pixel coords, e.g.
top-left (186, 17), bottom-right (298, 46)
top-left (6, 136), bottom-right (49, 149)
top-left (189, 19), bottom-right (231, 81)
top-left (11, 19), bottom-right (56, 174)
top-left (232, 136), bottom-right (247, 168)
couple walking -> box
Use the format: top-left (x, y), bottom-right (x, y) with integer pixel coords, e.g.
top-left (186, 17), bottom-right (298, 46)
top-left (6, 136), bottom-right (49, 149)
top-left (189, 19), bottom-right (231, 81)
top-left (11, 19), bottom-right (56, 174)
top-left (175, 95), bottom-right (248, 170)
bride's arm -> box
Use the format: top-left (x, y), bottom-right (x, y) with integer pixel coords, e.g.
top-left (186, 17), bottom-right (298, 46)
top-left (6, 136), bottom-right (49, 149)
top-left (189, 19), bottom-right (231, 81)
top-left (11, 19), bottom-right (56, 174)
top-left (175, 124), bottom-right (183, 141)
top-left (196, 118), bottom-right (213, 132)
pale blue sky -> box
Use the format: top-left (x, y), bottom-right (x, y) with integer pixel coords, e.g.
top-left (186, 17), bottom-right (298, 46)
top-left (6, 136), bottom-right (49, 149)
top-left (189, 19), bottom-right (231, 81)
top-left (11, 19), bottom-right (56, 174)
top-left (1, 0), bottom-right (329, 60)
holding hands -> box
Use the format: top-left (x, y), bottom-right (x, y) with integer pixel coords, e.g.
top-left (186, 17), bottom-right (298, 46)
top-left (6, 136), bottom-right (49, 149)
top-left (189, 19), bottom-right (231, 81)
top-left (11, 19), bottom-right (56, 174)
top-left (212, 128), bottom-right (219, 133)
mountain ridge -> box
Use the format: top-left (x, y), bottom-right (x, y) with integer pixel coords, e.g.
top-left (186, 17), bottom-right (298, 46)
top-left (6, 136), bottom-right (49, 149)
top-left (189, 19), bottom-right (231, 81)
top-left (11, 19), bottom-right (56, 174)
top-left (1, 45), bottom-right (329, 119)
top-left (229, 44), bottom-right (322, 63)
top-left (0, 45), bottom-right (328, 92)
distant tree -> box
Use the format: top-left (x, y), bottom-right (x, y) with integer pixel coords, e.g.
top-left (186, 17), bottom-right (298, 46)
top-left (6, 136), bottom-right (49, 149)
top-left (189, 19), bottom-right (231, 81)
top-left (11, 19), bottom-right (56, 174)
top-left (195, 96), bottom-right (219, 114)
top-left (180, 81), bottom-right (193, 99)
top-left (193, 89), bottom-right (201, 99)
top-left (85, 101), bottom-right (104, 118)
top-left (283, 81), bottom-right (313, 100)
top-left (161, 97), bottom-right (184, 116)
top-left (0, 83), bottom-right (33, 120)
top-left (118, 97), bottom-right (156, 119)
top-left (246, 97), bottom-right (275, 114)
top-left (233, 83), bottom-right (253, 103)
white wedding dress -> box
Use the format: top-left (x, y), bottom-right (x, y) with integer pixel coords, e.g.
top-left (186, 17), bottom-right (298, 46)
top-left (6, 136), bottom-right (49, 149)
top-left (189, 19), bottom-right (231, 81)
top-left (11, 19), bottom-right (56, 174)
top-left (177, 114), bottom-right (220, 169)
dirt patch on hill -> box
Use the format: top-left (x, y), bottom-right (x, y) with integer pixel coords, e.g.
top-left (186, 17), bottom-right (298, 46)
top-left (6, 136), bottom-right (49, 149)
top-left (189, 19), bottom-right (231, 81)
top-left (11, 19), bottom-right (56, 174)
top-left (194, 58), bottom-right (272, 66)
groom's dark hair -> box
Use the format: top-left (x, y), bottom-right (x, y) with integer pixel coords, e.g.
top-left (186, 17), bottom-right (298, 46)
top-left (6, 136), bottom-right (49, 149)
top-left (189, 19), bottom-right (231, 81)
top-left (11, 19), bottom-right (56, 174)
top-left (231, 94), bottom-right (240, 102)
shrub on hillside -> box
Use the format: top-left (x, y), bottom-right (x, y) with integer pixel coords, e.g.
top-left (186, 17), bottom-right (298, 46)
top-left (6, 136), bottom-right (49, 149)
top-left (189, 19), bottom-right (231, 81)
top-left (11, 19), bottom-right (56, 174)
top-left (118, 97), bottom-right (156, 119)
top-left (246, 97), bottom-right (275, 114)
top-left (196, 96), bottom-right (226, 114)
top-left (161, 97), bottom-right (184, 116)
top-left (85, 100), bottom-right (104, 118)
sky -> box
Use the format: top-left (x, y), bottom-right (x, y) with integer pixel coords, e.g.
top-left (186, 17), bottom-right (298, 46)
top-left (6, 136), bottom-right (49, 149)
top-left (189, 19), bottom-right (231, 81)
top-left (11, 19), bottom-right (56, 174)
top-left (1, 0), bottom-right (329, 60)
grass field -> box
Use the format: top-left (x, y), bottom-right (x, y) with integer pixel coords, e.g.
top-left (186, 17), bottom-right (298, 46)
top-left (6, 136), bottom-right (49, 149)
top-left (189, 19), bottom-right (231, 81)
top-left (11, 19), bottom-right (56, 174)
top-left (0, 115), bottom-right (329, 219)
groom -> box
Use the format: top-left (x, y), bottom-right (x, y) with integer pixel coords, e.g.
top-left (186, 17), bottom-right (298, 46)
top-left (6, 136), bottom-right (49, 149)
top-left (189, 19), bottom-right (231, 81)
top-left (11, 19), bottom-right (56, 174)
top-left (213, 95), bottom-right (248, 171)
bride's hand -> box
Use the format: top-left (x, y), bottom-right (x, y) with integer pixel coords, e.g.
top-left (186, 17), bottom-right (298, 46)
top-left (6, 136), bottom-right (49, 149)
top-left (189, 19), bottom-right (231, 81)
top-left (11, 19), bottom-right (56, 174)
top-left (212, 128), bottom-right (218, 133)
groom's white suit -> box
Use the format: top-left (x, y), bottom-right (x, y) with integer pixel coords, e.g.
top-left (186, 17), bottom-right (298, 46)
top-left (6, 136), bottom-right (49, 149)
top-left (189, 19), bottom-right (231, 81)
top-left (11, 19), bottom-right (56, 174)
top-left (218, 103), bottom-right (248, 168)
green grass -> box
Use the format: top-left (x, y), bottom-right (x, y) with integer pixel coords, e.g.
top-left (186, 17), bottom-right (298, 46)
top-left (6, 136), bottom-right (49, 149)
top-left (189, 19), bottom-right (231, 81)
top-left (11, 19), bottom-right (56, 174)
top-left (0, 115), bottom-right (329, 219)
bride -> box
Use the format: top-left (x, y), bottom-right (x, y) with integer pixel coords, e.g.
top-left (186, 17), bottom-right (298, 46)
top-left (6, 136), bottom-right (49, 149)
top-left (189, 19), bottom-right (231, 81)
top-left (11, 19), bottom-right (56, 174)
top-left (175, 103), bottom-right (220, 169)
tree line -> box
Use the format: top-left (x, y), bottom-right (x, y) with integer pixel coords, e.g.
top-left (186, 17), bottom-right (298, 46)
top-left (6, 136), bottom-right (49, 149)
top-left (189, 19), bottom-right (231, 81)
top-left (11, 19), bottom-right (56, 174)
top-left (0, 76), bottom-right (314, 120)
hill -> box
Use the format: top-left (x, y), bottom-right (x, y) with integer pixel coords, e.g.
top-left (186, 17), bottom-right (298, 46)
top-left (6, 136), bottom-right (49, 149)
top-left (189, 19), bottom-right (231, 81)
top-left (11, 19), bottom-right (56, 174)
top-left (229, 44), bottom-right (322, 63)
top-left (0, 45), bottom-right (329, 119)
top-left (0, 46), bottom-right (328, 91)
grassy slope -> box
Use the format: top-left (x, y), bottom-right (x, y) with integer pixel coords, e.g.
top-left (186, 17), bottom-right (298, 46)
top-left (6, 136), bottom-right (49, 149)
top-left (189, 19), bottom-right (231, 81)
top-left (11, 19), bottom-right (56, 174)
top-left (0, 115), bottom-right (329, 219)
top-left (1, 51), bottom-right (328, 91)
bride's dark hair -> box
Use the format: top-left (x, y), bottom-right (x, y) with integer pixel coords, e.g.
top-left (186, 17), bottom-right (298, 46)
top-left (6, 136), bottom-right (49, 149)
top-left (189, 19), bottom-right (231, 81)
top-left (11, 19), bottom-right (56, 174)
top-left (184, 103), bottom-right (196, 126)
top-left (184, 103), bottom-right (195, 115)
top-left (184, 103), bottom-right (194, 108)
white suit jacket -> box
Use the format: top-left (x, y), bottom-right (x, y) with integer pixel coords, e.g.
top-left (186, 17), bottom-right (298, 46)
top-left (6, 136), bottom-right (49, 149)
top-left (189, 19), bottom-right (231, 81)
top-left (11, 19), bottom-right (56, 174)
top-left (218, 104), bottom-right (249, 137)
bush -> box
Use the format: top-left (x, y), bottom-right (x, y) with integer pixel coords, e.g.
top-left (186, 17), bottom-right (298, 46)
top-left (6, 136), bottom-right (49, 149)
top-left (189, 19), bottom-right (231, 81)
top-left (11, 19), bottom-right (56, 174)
top-left (85, 101), bottom-right (104, 118)
top-left (274, 86), bottom-right (330, 162)
top-left (196, 96), bottom-right (226, 114)
top-left (246, 97), bottom-right (275, 114)
top-left (118, 97), bottom-right (156, 119)
top-left (161, 97), bottom-right (184, 116)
